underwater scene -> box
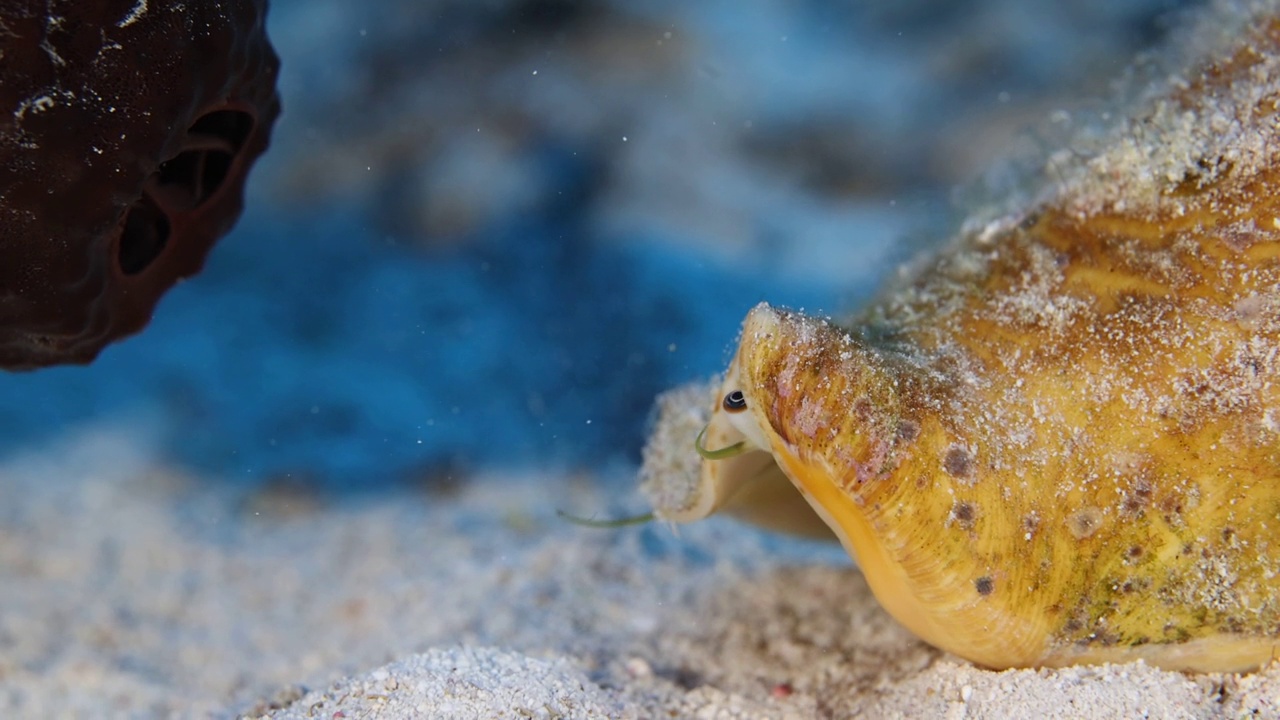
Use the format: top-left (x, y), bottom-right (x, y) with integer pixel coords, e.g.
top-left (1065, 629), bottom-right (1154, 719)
top-left (7, 0), bottom-right (1280, 717)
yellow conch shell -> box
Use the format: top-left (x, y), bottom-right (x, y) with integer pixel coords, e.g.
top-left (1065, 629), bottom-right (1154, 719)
top-left (642, 9), bottom-right (1280, 673)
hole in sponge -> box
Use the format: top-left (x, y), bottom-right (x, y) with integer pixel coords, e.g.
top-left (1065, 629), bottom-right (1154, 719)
top-left (154, 109), bottom-right (255, 210)
top-left (118, 194), bottom-right (171, 275)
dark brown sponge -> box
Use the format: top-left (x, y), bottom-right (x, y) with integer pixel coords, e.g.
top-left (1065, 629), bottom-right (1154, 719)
top-left (0, 0), bottom-right (279, 369)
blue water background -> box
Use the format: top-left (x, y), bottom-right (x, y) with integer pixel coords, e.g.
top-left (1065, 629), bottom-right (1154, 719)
top-left (0, 0), bottom-right (1196, 490)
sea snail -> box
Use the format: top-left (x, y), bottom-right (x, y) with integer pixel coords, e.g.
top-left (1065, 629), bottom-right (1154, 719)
top-left (641, 9), bottom-right (1280, 673)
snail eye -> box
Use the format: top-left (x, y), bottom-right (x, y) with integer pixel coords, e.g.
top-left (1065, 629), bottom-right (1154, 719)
top-left (722, 390), bottom-right (747, 413)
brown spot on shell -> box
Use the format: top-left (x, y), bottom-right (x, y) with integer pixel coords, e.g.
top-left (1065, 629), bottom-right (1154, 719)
top-left (1119, 478), bottom-right (1154, 518)
top-left (1022, 512), bottom-right (1041, 538)
top-left (949, 500), bottom-right (977, 530)
top-left (1159, 495), bottom-right (1186, 525)
top-left (895, 419), bottom-right (920, 443)
top-left (975, 576), bottom-right (994, 596)
top-left (1067, 507), bottom-right (1104, 539)
top-left (853, 397), bottom-right (875, 423)
top-left (943, 445), bottom-right (974, 481)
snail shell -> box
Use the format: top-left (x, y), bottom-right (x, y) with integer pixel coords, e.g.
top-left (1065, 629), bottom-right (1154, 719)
top-left (642, 10), bottom-right (1280, 672)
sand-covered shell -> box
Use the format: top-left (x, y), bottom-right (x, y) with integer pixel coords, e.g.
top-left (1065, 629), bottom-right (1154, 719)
top-left (642, 6), bottom-right (1280, 673)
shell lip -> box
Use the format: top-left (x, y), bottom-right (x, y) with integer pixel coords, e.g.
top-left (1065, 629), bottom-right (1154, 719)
top-left (733, 303), bottom-right (1054, 667)
top-left (669, 308), bottom-right (837, 539)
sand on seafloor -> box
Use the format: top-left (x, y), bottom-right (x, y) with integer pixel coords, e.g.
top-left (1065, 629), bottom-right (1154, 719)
top-left (0, 424), bottom-right (1278, 719)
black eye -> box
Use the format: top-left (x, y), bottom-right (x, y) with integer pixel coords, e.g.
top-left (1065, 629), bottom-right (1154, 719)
top-left (722, 390), bottom-right (747, 413)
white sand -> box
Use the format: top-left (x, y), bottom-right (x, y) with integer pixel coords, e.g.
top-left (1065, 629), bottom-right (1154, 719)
top-left (0, 424), bottom-right (1277, 719)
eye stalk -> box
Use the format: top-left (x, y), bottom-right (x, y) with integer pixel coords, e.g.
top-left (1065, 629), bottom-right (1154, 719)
top-left (697, 389), bottom-right (755, 459)
top-left (695, 425), bottom-right (747, 460)
top-left (722, 390), bottom-right (747, 412)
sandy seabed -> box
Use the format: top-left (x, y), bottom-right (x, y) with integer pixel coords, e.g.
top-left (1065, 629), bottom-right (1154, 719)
top-left (1, 425), bottom-right (1277, 719)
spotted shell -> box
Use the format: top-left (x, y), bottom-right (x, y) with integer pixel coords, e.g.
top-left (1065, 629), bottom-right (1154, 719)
top-left (642, 11), bottom-right (1280, 673)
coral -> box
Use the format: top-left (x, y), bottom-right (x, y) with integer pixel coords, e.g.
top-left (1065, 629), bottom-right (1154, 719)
top-left (0, 0), bottom-right (279, 369)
